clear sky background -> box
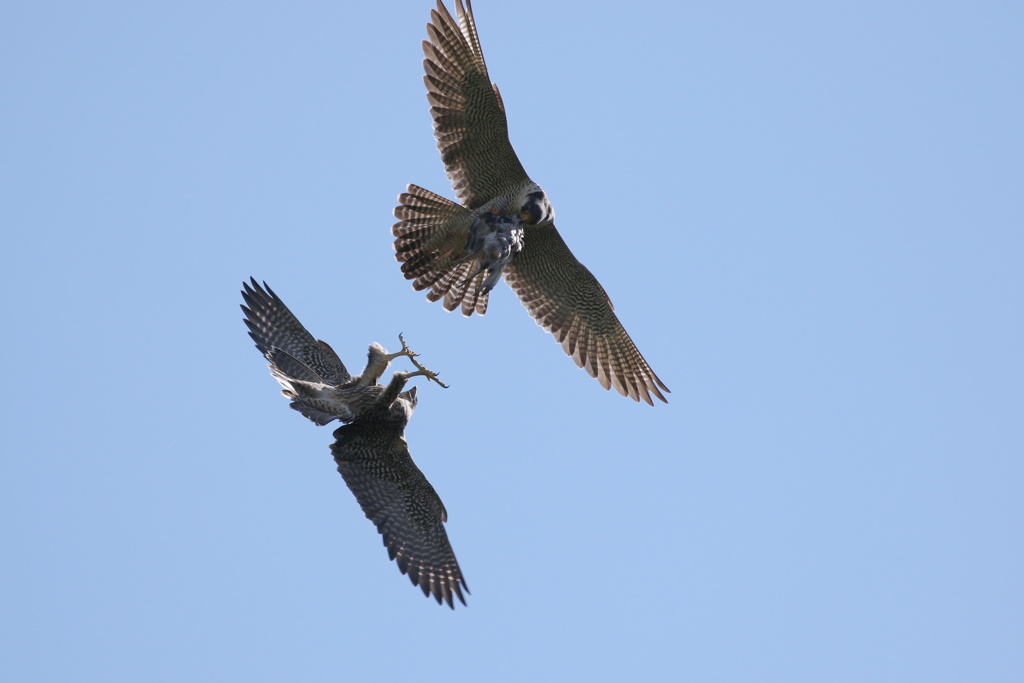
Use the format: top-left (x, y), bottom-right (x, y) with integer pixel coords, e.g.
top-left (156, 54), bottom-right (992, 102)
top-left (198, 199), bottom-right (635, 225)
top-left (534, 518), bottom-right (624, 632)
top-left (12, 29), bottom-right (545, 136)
top-left (3, 1), bottom-right (1022, 681)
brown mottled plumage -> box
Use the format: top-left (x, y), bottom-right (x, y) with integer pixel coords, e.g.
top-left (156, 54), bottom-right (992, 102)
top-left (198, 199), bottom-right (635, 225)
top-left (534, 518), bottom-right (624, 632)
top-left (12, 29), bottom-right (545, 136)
top-left (241, 279), bottom-right (468, 608)
top-left (393, 0), bottom-right (669, 404)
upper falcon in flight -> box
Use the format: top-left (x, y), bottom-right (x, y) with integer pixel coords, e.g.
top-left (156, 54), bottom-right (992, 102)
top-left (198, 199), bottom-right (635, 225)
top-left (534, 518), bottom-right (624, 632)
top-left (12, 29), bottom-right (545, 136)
top-left (241, 279), bottom-right (468, 608)
top-left (393, 0), bottom-right (670, 405)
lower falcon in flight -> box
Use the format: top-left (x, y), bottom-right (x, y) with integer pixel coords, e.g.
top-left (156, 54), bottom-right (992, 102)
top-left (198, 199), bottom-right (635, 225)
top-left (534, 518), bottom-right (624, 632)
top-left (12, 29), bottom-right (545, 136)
top-left (241, 279), bottom-right (468, 608)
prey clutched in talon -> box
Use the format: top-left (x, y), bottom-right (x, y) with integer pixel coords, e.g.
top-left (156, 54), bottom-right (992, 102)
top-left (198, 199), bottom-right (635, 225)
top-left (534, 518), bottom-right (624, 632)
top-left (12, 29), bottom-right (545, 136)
top-left (397, 333), bottom-right (449, 389)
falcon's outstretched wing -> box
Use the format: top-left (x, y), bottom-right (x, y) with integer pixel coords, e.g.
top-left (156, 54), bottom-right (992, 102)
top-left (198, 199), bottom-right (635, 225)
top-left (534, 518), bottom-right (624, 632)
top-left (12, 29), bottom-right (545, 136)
top-left (332, 397), bottom-right (468, 608)
top-left (241, 278), bottom-right (351, 386)
top-left (503, 225), bottom-right (669, 405)
top-left (394, 188), bottom-right (670, 404)
top-left (423, 0), bottom-right (529, 208)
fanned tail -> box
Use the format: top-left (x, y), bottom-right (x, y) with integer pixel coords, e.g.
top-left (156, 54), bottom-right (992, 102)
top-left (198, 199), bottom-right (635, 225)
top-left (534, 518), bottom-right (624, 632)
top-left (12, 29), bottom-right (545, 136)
top-left (392, 184), bottom-right (491, 316)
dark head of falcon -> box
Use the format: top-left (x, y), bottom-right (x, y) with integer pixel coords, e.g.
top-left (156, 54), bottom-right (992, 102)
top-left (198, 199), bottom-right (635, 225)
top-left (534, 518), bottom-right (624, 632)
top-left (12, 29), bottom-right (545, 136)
top-left (519, 186), bottom-right (555, 226)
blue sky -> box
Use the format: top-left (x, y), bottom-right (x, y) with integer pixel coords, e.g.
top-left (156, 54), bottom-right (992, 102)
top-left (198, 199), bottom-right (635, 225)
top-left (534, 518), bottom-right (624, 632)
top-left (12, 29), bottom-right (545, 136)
top-left (3, 0), bottom-right (1022, 680)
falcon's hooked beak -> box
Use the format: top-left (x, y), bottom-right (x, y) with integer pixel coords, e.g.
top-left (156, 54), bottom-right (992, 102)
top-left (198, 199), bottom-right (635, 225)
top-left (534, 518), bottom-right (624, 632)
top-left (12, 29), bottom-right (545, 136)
top-left (519, 189), bottom-right (555, 226)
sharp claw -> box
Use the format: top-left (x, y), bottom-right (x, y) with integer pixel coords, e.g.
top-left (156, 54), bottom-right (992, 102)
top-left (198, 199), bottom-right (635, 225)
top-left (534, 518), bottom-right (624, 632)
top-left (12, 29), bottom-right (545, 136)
top-left (410, 357), bottom-right (450, 389)
top-left (397, 333), bottom-right (418, 357)
top-left (397, 333), bottom-right (449, 389)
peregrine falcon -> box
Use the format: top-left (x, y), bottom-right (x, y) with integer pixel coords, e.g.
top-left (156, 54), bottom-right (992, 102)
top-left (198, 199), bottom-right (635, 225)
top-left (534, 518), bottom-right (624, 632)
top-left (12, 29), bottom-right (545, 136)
top-left (393, 0), bottom-right (670, 405)
top-left (241, 278), bottom-right (468, 608)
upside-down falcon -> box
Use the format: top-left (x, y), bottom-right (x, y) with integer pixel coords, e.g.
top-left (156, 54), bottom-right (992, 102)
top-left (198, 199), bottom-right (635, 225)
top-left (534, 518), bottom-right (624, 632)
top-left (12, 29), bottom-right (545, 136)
top-left (241, 278), bottom-right (468, 608)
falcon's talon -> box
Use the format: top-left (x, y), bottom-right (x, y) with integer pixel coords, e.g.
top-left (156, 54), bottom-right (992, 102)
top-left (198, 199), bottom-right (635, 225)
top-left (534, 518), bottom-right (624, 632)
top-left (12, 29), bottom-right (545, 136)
top-left (405, 367), bottom-right (449, 390)
top-left (396, 333), bottom-right (421, 359)
top-left (407, 358), bottom-right (450, 389)
top-left (396, 333), bottom-right (448, 388)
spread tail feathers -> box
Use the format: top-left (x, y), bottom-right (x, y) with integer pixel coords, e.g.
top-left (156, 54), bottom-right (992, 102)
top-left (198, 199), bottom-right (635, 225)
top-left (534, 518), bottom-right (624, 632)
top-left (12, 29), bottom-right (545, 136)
top-left (392, 184), bottom-right (491, 317)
